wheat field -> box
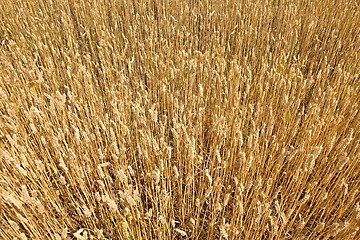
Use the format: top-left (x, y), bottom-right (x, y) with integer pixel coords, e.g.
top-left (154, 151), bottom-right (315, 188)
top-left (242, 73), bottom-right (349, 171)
top-left (0, 0), bottom-right (359, 239)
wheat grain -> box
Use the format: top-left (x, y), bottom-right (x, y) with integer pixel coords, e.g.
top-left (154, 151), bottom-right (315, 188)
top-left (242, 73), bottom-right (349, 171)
top-left (0, 0), bottom-right (358, 239)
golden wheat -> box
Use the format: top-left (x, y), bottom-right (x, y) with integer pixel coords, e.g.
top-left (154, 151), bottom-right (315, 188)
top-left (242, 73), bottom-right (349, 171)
top-left (0, 0), bottom-right (359, 239)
